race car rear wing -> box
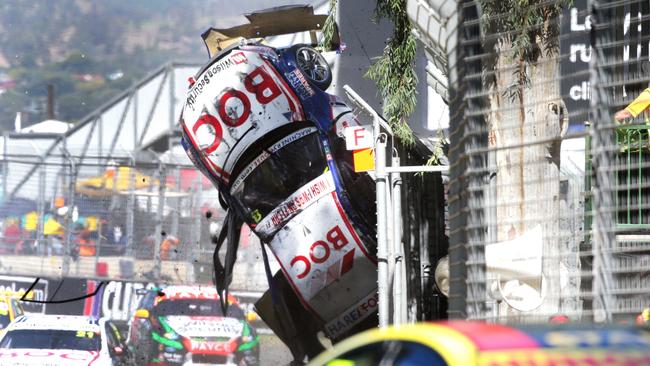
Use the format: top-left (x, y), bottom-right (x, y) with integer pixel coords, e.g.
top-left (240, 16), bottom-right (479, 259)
top-left (201, 5), bottom-right (340, 58)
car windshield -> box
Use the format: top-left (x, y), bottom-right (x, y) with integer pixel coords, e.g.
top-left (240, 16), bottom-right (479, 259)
top-left (230, 128), bottom-right (327, 225)
top-left (0, 329), bottom-right (101, 351)
top-left (153, 299), bottom-right (244, 318)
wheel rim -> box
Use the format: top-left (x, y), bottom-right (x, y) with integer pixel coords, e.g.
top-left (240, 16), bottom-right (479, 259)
top-left (296, 47), bottom-right (329, 83)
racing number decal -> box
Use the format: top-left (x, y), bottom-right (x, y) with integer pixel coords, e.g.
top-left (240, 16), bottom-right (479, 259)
top-left (75, 330), bottom-right (95, 338)
top-left (290, 225), bottom-right (355, 279)
top-left (192, 66), bottom-right (281, 154)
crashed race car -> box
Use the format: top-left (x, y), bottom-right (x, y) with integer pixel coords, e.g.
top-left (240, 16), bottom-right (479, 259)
top-left (179, 5), bottom-right (381, 361)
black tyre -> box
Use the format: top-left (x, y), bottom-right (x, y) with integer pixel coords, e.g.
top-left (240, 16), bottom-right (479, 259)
top-left (294, 46), bottom-right (332, 91)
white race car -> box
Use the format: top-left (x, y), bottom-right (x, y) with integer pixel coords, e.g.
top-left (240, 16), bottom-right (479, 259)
top-left (0, 314), bottom-right (134, 366)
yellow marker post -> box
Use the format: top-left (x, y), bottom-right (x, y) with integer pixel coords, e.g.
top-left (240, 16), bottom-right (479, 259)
top-left (353, 148), bottom-right (374, 172)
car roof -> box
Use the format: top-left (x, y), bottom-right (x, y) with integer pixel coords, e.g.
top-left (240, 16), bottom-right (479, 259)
top-left (308, 321), bottom-right (650, 366)
top-left (7, 314), bottom-right (100, 332)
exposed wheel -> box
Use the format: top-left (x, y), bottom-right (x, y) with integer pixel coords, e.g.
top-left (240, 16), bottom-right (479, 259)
top-left (294, 46), bottom-right (332, 91)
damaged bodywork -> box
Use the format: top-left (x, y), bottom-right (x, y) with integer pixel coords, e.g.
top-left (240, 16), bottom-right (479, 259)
top-left (179, 5), bottom-right (378, 362)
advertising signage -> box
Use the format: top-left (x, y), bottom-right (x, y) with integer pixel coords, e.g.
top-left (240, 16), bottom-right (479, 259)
top-left (560, 0), bottom-right (650, 133)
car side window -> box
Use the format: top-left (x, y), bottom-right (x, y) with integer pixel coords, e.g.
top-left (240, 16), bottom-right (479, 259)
top-left (326, 340), bottom-right (448, 366)
top-left (10, 299), bottom-right (23, 317)
top-left (105, 323), bottom-right (119, 348)
top-left (138, 291), bottom-right (155, 310)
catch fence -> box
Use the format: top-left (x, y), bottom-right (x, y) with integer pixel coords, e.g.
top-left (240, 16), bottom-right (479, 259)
top-left (446, 0), bottom-right (650, 322)
top-left (0, 144), bottom-right (270, 291)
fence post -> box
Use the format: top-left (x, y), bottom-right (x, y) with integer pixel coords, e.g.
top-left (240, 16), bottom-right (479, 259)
top-left (95, 219), bottom-right (102, 276)
top-left (126, 159), bottom-right (135, 259)
top-left (172, 166), bottom-right (180, 243)
top-left (153, 161), bottom-right (166, 280)
top-left (391, 155), bottom-right (406, 325)
top-left (2, 132), bottom-right (7, 201)
top-left (61, 142), bottom-right (76, 278)
top-left (191, 174), bottom-right (203, 283)
top-left (37, 157), bottom-right (46, 255)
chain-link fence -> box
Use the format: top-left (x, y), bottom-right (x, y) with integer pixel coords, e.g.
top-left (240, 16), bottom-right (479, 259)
top-left (0, 61), bottom-right (275, 292)
top-left (446, 0), bottom-right (650, 323)
top-left (0, 138), bottom-right (273, 291)
top-left (0, 147), bottom-right (209, 282)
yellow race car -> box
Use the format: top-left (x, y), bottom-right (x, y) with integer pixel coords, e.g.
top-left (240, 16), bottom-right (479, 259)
top-left (308, 321), bottom-right (650, 366)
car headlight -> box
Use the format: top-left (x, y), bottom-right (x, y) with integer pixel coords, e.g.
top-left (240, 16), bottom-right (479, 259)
top-left (164, 332), bottom-right (179, 340)
top-left (241, 334), bottom-right (255, 343)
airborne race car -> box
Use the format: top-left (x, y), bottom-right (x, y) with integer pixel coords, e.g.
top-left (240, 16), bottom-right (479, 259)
top-left (179, 5), bottom-right (379, 362)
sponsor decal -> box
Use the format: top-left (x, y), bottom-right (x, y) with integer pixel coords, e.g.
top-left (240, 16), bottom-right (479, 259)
top-left (285, 69), bottom-right (315, 99)
top-left (217, 89), bottom-right (252, 127)
top-left (188, 339), bottom-right (237, 355)
top-left (162, 351), bottom-right (183, 363)
top-left (231, 52), bottom-right (248, 64)
top-left (186, 58), bottom-right (236, 111)
top-left (324, 292), bottom-right (378, 339)
top-left (165, 316), bottom-right (243, 338)
top-left (257, 174), bottom-right (335, 235)
top-left (158, 287), bottom-right (222, 301)
top-left (100, 281), bottom-right (156, 321)
top-left (189, 66), bottom-right (282, 158)
top-left (192, 114), bottom-right (223, 154)
top-left (0, 275), bottom-right (48, 313)
top-left (290, 223), bottom-right (353, 281)
top-left (270, 193), bottom-right (378, 324)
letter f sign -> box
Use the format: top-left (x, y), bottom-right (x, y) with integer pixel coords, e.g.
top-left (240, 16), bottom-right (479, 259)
top-left (344, 125), bottom-right (373, 150)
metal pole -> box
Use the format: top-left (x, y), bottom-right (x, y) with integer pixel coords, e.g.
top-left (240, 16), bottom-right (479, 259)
top-left (97, 117), bottom-right (103, 173)
top-left (95, 220), bottom-right (102, 276)
top-left (171, 167), bottom-right (180, 239)
top-left (126, 158), bottom-right (135, 259)
top-left (343, 84), bottom-right (390, 327)
top-left (153, 160), bottom-right (166, 279)
top-left (391, 155), bottom-right (406, 325)
top-left (385, 154), bottom-right (394, 325)
top-left (37, 158), bottom-right (46, 255)
top-left (375, 133), bottom-right (389, 328)
top-left (189, 175), bottom-right (202, 283)
top-left (61, 141), bottom-right (76, 278)
top-left (342, 85), bottom-right (449, 327)
top-left (3, 132), bottom-right (7, 201)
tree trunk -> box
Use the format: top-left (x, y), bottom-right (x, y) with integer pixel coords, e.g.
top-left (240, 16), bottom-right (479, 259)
top-left (487, 36), bottom-right (569, 320)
